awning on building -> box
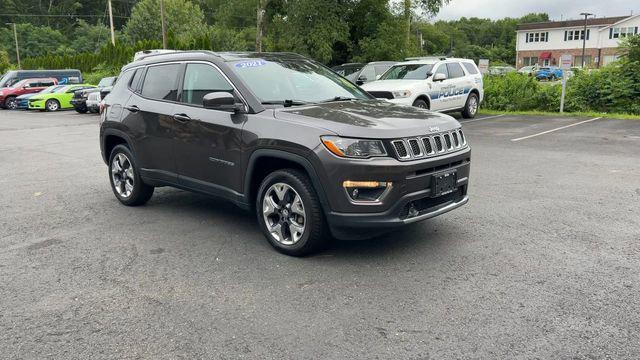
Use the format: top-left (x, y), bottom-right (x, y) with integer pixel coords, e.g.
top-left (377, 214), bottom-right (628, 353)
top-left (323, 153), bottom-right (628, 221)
top-left (540, 52), bottom-right (552, 60)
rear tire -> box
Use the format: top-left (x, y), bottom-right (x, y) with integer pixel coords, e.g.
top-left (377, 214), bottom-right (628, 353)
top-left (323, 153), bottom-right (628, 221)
top-left (108, 144), bottom-right (154, 206)
top-left (256, 169), bottom-right (329, 256)
top-left (45, 99), bottom-right (60, 112)
top-left (461, 93), bottom-right (479, 119)
top-left (412, 98), bottom-right (429, 109)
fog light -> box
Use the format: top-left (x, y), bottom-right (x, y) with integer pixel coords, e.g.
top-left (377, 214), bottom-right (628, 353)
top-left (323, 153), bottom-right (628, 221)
top-left (343, 181), bottom-right (392, 202)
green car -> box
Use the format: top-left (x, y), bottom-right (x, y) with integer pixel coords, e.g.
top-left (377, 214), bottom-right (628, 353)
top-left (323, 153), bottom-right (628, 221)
top-left (29, 84), bottom-right (95, 111)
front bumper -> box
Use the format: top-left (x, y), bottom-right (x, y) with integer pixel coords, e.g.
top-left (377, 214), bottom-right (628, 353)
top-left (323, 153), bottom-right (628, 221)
top-left (316, 146), bottom-right (471, 239)
top-left (70, 99), bottom-right (87, 108)
top-left (28, 99), bottom-right (45, 110)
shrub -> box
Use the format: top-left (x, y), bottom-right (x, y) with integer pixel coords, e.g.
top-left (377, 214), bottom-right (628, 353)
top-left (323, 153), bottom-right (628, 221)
top-left (482, 72), bottom-right (540, 111)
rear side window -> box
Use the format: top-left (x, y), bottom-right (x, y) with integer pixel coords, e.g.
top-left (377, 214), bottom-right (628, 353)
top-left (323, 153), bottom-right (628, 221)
top-left (39, 80), bottom-right (56, 87)
top-left (110, 69), bottom-right (135, 96)
top-left (446, 63), bottom-right (465, 78)
top-left (129, 68), bottom-right (144, 92)
top-left (141, 64), bottom-right (180, 101)
top-left (181, 63), bottom-right (233, 106)
top-left (463, 62), bottom-right (479, 75)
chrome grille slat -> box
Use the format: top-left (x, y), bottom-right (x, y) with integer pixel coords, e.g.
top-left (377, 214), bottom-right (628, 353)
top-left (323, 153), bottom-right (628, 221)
top-left (391, 129), bottom-right (467, 161)
top-left (392, 140), bottom-right (410, 159)
top-left (421, 137), bottom-right (434, 155)
top-left (408, 139), bottom-right (422, 157)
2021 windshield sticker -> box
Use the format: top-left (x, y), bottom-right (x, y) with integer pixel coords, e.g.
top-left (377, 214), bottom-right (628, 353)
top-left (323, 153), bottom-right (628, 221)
top-left (235, 60), bottom-right (267, 68)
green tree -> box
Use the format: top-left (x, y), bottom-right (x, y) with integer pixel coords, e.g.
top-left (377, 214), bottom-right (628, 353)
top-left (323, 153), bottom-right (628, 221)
top-left (0, 23), bottom-right (70, 61)
top-left (123, 0), bottom-right (208, 44)
top-left (0, 49), bottom-right (11, 72)
top-left (72, 20), bottom-right (112, 53)
top-left (266, 0), bottom-right (349, 64)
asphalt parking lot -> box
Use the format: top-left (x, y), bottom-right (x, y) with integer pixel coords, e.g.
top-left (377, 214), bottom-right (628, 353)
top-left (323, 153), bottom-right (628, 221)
top-left (1, 109), bottom-right (639, 359)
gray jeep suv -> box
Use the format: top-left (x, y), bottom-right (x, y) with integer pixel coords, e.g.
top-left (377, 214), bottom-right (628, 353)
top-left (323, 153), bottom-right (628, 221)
top-left (99, 51), bottom-right (470, 256)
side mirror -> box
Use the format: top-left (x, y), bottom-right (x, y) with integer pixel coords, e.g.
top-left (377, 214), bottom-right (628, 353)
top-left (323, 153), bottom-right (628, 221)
top-left (433, 73), bottom-right (447, 82)
top-left (203, 92), bottom-right (244, 113)
top-left (356, 76), bottom-right (367, 85)
top-left (375, 74), bottom-right (382, 80)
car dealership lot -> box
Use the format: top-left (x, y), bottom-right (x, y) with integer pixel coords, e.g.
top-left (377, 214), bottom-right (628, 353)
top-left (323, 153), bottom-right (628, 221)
top-left (1, 110), bottom-right (639, 358)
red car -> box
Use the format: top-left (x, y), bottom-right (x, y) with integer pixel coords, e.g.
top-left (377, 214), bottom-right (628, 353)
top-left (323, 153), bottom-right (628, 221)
top-left (0, 78), bottom-right (58, 110)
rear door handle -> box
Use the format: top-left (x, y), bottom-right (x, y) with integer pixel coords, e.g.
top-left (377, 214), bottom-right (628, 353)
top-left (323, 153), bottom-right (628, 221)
top-left (124, 105), bottom-right (139, 113)
top-left (173, 113), bottom-right (191, 123)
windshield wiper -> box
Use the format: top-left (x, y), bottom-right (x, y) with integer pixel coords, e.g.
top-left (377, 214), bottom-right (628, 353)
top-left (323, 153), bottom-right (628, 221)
top-left (261, 99), bottom-right (312, 107)
top-left (319, 96), bottom-right (360, 103)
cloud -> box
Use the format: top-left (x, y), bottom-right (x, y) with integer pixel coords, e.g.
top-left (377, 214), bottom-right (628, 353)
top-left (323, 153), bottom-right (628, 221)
top-left (434, 0), bottom-right (638, 21)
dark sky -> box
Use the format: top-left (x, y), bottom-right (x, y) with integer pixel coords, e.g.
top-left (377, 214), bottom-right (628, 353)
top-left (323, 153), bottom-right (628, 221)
top-left (434, 0), bottom-right (638, 21)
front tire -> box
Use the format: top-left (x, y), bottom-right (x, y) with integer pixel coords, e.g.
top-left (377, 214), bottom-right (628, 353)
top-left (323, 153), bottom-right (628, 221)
top-left (412, 98), bottom-right (429, 109)
top-left (45, 99), bottom-right (60, 112)
top-left (256, 169), bottom-right (328, 256)
top-left (461, 93), bottom-right (479, 119)
top-left (108, 144), bottom-right (154, 206)
top-left (75, 106), bottom-right (88, 114)
top-left (4, 96), bottom-right (17, 110)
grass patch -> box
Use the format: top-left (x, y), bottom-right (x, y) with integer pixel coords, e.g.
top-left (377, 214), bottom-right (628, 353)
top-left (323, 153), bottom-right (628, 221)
top-left (480, 108), bottom-right (640, 120)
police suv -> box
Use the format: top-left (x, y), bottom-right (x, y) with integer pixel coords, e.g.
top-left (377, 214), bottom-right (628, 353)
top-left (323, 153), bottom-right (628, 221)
top-left (362, 57), bottom-right (483, 118)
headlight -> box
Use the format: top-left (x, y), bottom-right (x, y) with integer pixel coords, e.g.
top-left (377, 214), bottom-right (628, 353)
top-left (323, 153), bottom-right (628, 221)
top-left (321, 136), bottom-right (387, 159)
top-left (392, 90), bottom-right (412, 98)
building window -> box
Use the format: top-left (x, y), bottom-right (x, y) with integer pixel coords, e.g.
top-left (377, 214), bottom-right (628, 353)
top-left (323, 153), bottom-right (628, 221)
top-left (526, 32), bottom-right (549, 43)
top-left (573, 55), bottom-right (593, 67)
top-left (602, 55), bottom-right (620, 65)
top-left (565, 29), bottom-right (590, 41)
top-left (523, 57), bottom-right (538, 66)
top-left (611, 26), bottom-right (638, 39)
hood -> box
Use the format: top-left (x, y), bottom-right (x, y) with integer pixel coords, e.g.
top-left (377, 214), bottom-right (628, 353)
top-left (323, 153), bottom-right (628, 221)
top-left (274, 100), bottom-right (460, 139)
top-left (362, 79), bottom-right (426, 92)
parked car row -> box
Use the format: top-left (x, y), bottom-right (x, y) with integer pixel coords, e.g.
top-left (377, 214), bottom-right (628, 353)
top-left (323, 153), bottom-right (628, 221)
top-left (0, 69), bottom-right (117, 113)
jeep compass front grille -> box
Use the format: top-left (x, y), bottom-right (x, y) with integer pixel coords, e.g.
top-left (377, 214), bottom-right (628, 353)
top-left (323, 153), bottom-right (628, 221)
top-left (390, 129), bottom-right (467, 161)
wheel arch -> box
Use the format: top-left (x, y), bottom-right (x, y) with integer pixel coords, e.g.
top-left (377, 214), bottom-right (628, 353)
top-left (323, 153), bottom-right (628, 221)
top-left (101, 128), bottom-right (135, 165)
top-left (413, 94), bottom-right (431, 109)
top-left (244, 149), bottom-right (330, 214)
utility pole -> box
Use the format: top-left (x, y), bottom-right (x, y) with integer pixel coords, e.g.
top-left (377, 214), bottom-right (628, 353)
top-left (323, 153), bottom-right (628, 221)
top-left (107, 0), bottom-right (116, 45)
top-left (6, 23), bottom-right (20, 69)
top-left (160, 0), bottom-right (167, 49)
top-left (580, 12), bottom-right (593, 68)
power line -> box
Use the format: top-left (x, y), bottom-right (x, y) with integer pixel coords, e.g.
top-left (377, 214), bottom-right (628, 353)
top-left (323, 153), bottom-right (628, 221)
top-left (1, 14), bottom-right (130, 19)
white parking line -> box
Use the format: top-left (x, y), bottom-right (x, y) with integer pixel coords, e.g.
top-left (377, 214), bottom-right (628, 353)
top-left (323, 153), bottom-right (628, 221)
top-left (460, 114), bottom-right (505, 124)
top-left (511, 117), bottom-right (602, 142)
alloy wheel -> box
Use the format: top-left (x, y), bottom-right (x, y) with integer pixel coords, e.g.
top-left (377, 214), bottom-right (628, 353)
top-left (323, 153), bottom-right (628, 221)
top-left (46, 100), bottom-right (59, 111)
top-left (468, 96), bottom-right (478, 116)
top-left (262, 182), bottom-right (306, 245)
top-left (6, 98), bottom-right (17, 110)
top-left (111, 153), bottom-right (135, 198)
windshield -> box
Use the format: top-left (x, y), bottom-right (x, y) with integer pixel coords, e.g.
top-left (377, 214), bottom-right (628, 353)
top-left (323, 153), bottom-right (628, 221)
top-left (334, 65), bottom-right (362, 76)
top-left (41, 85), bottom-right (66, 94)
top-left (0, 72), bottom-right (17, 88)
top-left (380, 64), bottom-right (434, 80)
top-left (230, 58), bottom-right (370, 104)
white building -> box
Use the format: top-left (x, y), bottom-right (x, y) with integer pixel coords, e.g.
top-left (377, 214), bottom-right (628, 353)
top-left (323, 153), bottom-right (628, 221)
top-left (516, 15), bottom-right (640, 68)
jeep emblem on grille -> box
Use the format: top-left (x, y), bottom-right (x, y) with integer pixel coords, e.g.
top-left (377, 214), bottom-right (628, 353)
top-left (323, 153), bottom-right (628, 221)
top-left (429, 126), bottom-right (440, 132)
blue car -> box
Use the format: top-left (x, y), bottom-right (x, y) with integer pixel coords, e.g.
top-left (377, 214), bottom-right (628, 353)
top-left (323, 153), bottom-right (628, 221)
top-left (535, 67), bottom-right (563, 81)
top-left (16, 85), bottom-right (66, 109)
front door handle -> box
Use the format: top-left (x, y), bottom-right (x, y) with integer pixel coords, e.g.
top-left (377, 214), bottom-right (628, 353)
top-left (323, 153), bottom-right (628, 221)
top-left (173, 113), bottom-right (191, 123)
top-left (124, 105), bottom-right (139, 113)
